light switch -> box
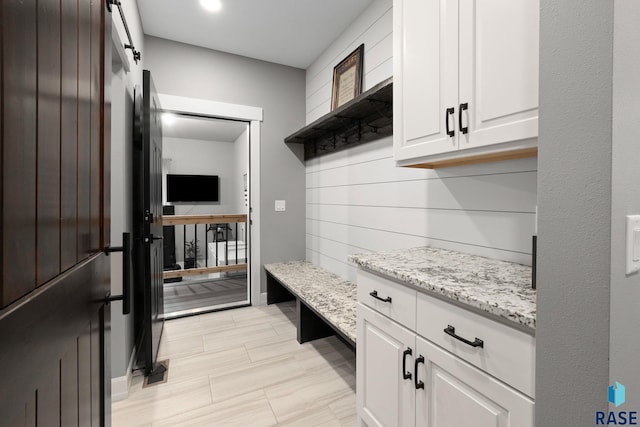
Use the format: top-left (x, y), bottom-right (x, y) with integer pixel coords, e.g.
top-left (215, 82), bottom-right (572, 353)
top-left (634, 229), bottom-right (640, 262)
top-left (275, 200), bottom-right (286, 212)
top-left (626, 215), bottom-right (640, 274)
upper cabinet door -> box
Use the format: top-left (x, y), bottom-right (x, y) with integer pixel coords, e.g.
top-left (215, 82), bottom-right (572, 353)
top-left (458, 0), bottom-right (539, 150)
top-left (393, 0), bottom-right (459, 161)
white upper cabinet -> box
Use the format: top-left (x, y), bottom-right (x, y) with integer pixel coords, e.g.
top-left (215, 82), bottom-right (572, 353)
top-left (394, 0), bottom-right (539, 168)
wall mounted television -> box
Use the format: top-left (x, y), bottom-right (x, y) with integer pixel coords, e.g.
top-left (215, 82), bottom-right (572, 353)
top-left (166, 174), bottom-right (219, 202)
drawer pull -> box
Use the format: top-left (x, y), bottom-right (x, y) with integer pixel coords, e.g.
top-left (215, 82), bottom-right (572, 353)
top-left (369, 290), bottom-right (392, 303)
top-left (414, 355), bottom-right (425, 389)
top-left (444, 325), bottom-right (484, 348)
top-left (402, 348), bottom-right (412, 380)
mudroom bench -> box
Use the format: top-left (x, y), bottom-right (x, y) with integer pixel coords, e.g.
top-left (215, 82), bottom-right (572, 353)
top-left (264, 261), bottom-right (356, 348)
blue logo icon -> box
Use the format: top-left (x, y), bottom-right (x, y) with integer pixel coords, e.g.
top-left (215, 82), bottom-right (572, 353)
top-left (596, 382), bottom-right (636, 425)
top-left (609, 382), bottom-right (626, 407)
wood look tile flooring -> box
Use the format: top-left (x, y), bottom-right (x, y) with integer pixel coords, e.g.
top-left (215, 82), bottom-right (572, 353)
top-left (112, 302), bottom-right (357, 426)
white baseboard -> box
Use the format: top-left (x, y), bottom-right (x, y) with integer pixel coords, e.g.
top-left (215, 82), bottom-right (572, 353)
top-left (259, 292), bottom-right (267, 305)
top-left (111, 375), bottom-right (129, 403)
top-left (111, 346), bottom-right (136, 402)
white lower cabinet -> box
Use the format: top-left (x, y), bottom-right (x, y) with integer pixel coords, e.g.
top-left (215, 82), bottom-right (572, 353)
top-left (357, 304), bottom-right (415, 427)
top-left (415, 336), bottom-right (534, 427)
top-left (357, 274), bottom-right (535, 427)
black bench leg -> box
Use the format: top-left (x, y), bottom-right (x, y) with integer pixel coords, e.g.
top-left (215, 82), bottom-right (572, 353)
top-left (267, 273), bottom-right (295, 305)
top-left (297, 299), bottom-right (335, 344)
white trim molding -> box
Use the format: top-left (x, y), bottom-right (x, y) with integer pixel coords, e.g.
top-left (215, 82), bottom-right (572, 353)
top-left (159, 94), bottom-right (263, 122)
top-left (111, 346), bottom-right (136, 402)
top-left (157, 93), bottom-right (264, 306)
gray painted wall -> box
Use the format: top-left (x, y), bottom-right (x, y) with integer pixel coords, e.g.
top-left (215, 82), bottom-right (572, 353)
top-left (143, 36), bottom-right (307, 292)
top-left (163, 136), bottom-right (238, 215)
top-left (536, 0), bottom-right (613, 424)
top-left (610, 0), bottom-right (640, 410)
top-left (162, 135), bottom-right (247, 262)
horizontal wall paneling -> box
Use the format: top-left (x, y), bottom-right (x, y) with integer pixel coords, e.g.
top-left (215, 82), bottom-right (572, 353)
top-left (304, 0), bottom-right (537, 280)
top-left (306, 2), bottom-right (393, 123)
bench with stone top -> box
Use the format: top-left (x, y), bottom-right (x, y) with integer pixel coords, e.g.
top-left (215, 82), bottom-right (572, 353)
top-left (264, 261), bottom-right (356, 348)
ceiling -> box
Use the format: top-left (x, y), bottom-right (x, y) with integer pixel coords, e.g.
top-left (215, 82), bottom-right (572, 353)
top-left (136, 0), bottom-right (373, 69)
top-left (162, 114), bottom-right (248, 143)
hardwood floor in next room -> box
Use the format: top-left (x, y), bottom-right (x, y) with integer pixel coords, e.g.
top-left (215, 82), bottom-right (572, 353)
top-left (112, 302), bottom-right (357, 426)
top-left (163, 275), bottom-right (249, 316)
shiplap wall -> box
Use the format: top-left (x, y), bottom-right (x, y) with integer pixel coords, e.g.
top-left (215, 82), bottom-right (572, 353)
top-left (306, 0), bottom-right (393, 123)
top-left (305, 0), bottom-right (537, 282)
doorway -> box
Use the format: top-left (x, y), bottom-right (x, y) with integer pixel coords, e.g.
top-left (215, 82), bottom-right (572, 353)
top-left (160, 114), bottom-right (251, 318)
top-left (158, 94), bottom-right (263, 310)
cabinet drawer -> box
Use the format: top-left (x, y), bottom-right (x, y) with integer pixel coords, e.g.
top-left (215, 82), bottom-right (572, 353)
top-left (357, 270), bottom-right (417, 330)
top-left (416, 293), bottom-right (535, 398)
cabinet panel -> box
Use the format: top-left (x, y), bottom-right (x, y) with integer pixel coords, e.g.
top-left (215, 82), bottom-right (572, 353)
top-left (2, 0), bottom-right (38, 307)
top-left (458, 0), bottom-right (539, 149)
top-left (394, 0), bottom-right (458, 161)
top-left (393, 0), bottom-right (539, 168)
top-left (416, 336), bottom-right (534, 427)
top-left (36, 0), bottom-right (62, 286)
top-left (416, 292), bottom-right (535, 397)
top-left (357, 304), bottom-right (415, 427)
top-left (358, 269), bottom-right (417, 329)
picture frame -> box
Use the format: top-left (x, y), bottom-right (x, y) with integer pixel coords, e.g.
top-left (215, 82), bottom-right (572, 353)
top-left (331, 44), bottom-right (364, 110)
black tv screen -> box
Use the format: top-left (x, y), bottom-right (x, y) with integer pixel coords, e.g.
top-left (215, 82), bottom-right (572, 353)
top-left (166, 174), bottom-right (219, 202)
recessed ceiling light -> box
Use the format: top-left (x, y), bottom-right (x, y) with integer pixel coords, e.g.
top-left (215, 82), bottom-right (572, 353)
top-left (200, 0), bottom-right (222, 13)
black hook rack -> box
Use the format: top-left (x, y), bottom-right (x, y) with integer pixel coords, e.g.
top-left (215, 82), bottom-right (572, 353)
top-left (285, 78), bottom-right (393, 160)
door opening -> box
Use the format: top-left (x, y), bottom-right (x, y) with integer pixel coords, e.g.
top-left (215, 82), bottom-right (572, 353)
top-left (160, 114), bottom-right (251, 318)
top-left (157, 93), bottom-right (263, 309)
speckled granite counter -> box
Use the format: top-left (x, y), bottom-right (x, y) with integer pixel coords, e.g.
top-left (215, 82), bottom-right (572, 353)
top-left (348, 247), bottom-right (536, 330)
top-left (264, 261), bottom-right (357, 344)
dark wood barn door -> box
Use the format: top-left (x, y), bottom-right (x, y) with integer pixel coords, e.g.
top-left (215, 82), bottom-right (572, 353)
top-left (133, 70), bottom-right (165, 376)
top-left (0, 0), bottom-right (112, 425)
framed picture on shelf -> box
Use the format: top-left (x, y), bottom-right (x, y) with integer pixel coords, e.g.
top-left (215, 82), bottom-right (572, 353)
top-left (331, 44), bottom-right (364, 110)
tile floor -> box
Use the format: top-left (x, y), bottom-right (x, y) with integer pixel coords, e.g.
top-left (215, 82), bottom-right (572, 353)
top-left (112, 302), bottom-right (357, 426)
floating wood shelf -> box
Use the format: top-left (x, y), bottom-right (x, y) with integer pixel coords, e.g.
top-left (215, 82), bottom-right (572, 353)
top-left (285, 77), bottom-right (393, 160)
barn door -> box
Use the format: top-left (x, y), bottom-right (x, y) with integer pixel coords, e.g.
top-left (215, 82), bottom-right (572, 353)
top-left (133, 70), bottom-right (165, 377)
top-left (0, 0), bottom-right (112, 425)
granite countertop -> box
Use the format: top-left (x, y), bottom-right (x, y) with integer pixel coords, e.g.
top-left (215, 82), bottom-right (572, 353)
top-left (264, 261), bottom-right (357, 343)
top-left (348, 247), bottom-right (536, 330)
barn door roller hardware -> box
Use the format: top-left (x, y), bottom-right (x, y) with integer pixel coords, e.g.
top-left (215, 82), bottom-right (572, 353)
top-left (107, 0), bottom-right (142, 63)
